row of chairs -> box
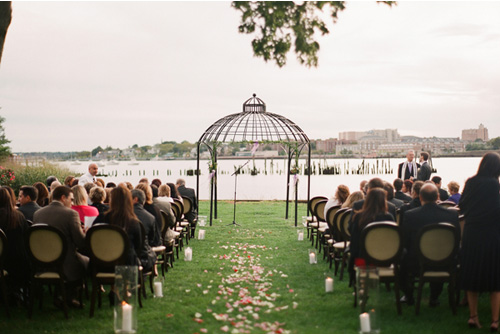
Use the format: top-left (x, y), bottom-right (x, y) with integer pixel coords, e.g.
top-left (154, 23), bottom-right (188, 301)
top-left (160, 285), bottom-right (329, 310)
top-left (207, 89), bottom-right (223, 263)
top-left (304, 196), bottom-right (460, 316)
top-left (0, 200), bottom-right (195, 319)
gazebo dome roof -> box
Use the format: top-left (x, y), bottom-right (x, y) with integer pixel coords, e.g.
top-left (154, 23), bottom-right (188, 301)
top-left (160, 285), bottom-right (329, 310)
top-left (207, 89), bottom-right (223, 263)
top-left (198, 94), bottom-right (309, 144)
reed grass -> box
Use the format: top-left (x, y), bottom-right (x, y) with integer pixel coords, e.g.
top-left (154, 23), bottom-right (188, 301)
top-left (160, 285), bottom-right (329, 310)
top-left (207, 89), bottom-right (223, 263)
top-left (0, 201), bottom-right (487, 333)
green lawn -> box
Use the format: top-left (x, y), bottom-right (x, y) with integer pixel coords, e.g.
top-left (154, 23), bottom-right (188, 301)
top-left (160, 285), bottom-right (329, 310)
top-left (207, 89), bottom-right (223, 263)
top-left (0, 201), bottom-right (488, 333)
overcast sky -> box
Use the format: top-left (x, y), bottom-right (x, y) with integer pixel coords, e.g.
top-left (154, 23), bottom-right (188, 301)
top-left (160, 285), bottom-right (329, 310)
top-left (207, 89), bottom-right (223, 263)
top-left (1, 1), bottom-right (500, 152)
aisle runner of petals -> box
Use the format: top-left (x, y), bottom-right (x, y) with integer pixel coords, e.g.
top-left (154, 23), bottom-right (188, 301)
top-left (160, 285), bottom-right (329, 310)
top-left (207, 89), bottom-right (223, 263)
top-left (192, 235), bottom-right (295, 334)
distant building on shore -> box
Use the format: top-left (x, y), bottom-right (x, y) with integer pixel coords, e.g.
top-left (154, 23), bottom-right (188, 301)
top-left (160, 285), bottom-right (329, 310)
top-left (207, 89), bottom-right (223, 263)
top-left (462, 124), bottom-right (489, 142)
top-left (339, 129), bottom-right (400, 143)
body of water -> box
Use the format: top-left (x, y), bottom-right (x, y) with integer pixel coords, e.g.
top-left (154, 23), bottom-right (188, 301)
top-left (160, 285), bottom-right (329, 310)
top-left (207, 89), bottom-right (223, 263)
top-left (58, 157), bottom-right (481, 200)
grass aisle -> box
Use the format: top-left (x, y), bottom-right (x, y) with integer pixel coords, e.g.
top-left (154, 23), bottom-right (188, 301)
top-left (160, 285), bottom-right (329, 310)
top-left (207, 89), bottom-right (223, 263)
top-left (0, 201), bottom-right (488, 333)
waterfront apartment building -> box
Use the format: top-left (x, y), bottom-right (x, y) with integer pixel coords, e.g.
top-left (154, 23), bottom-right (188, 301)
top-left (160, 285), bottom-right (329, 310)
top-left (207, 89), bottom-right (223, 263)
top-left (339, 129), bottom-right (400, 142)
top-left (462, 124), bottom-right (489, 142)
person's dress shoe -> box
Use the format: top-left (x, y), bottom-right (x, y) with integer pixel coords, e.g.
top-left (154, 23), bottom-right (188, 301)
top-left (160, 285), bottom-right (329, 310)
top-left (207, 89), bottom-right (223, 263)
top-left (490, 320), bottom-right (498, 332)
top-left (400, 295), bottom-right (414, 305)
top-left (468, 315), bottom-right (481, 329)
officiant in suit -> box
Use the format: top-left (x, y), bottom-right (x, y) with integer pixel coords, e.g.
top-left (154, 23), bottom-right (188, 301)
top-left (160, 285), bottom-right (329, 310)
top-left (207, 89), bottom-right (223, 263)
top-left (398, 150), bottom-right (420, 180)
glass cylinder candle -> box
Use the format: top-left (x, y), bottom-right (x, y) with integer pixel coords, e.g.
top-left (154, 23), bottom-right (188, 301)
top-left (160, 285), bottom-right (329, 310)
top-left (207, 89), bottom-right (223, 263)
top-left (114, 265), bottom-right (138, 333)
top-left (356, 266), bottom-right (379, 334)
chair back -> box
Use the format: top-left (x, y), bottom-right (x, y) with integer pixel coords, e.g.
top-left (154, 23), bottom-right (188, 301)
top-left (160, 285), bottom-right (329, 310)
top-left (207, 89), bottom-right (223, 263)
top-left (326, 206), bottom-right (343, 237)
top-left (438, 201), bottom-right (457, 208)
top-left (417, 223), bottom-right (459, 269)
top-left (171, 201), bottom-right (182, 222)
top-left (313, 199), bottom-right (328, 222)
top-left (395, 208), bottom-right (401, 225)
top-left (360, 221), bottom-right (402, 267)
top-left (308, 196), bottom-right (328, 216)
top-left (181, 196), bottom-right (193, 214)
top-left (86, 224), bottom-right (130, 271)
top-left (338, 208), bottom-right (353, 241)
top-left (26, 224), bottom-right (67, 271)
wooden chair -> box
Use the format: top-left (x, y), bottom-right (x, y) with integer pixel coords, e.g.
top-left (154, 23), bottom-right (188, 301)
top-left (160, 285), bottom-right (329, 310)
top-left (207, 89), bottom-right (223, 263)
top-left (306, 196), bottom-right (328, 240)
top-left (181, 195), bottom-right (195, 237)
top-left (86, 224), bottom-right (141, 317)
top-left (160, 210), bottom-right (177, 266)
top-left (320, 205), bottom-right (341, 259)
top-left (359, 221), bottom-right (403, 315)
top-left (138, 222), bottom-right (155, 299)
top-left (312, 199), bottom-right (328, 250)
top-left (151, 213), bottom-right (167, 277)
top-left (415, 223), bottom-right (459, 315)
top-left (0, 229), bottom-right (10, 317)
top-left (438, 201), bottom-right (457, 209)
top-left (332, 208), bottom-right (353, 281)
top-left (171, 200), bottom-right (184, 257)
top-left (26, 224), bottom-right (70, 319)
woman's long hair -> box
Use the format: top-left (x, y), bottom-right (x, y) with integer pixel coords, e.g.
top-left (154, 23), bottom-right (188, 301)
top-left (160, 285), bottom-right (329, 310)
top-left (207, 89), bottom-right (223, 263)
top-left (167, 183), bottom-right (181, 200)
top-left (106, 186), bottom-right (137, 231)
top-left (354, 188), bottom-right (388, 228)
top-left (0, 187), bottom-right (23, 230)
top-left (477, 152), bottom-right (500, 178)
top-left (33, 182), bottom-right (49, 207)
top-left (335, 184), bottom-right (350, 204)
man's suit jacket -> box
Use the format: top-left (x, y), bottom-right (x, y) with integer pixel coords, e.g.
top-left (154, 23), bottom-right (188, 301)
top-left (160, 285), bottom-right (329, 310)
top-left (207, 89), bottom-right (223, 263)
top-left (398, 198), bottom-right (421, 227)
top-left (18, 201), bottom-right (41, 221)
top-left (395, 191), bottom-right (412, 203)
top-left (417, 162), bottom-right (432, 181)
top-left (401, 203), bottom-right (459, 273)
top-left (398, 161), bottom-right (420, 180)
top-left (438, 188), bottom-right (449, 201)
top-left (134, 203), bottom-right (160, 247)
top-left (33, 201), bottom-right (87, 282)
top-left (177, 185), bottom-right (197, 223)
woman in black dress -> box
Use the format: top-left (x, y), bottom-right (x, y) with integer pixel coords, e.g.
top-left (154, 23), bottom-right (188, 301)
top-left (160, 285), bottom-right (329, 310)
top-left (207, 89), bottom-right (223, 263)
top-left (459, 152), bottom-right (500, 331)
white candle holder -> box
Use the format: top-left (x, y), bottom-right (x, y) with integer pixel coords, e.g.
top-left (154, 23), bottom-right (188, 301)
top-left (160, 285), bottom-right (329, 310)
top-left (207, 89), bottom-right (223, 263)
top-left (184, 247), bottom-right (193, 261)
top-left (198, 215), bottom-right (207, 227)
top-left (301, 216), bottom-right (308, 227)
top-left (297, 229), bottom-right (304, 241)
top-left (324, 273), bottom-right (334, 293)
top-left (308, 249), bottom-right (317, 264)
top-left (153, 276), bottom-right (164, 298)
top-left (198, 229), bottom-right (206, 240)
top-left (114, 265), bottom-right (138, 334)
top-left (356, 266), bottom-right (380, 334)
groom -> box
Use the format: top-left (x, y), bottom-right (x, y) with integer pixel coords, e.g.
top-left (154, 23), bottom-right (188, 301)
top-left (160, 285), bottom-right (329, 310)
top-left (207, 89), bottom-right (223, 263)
top-left (398, 150), bottom-right (420, 180)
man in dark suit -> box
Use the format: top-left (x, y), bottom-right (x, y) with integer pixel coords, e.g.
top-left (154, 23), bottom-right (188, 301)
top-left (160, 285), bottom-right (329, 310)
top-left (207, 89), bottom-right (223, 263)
top-left (416, 151), bottom-right (432, 181)
top-left (431, 176), bottom-right (449, 201)
top-left (398, 181), bottom-right (424, 227)
top-left (383, 182), bottom-right (404, 209)
top-left (33, 186), bottom-right (88, 306)
top-left (393, 178), bottom-right (412, 203)
top-left (399, 183), bottom-right (459, 306)
top-left (398, 150), bottom-right (420, 180)
top-left (17, 185), bottom-right (41, 221)
top-left (132, 189), bottom-right (160, 247)
top-left (176, 178), bottom-right (198, 237)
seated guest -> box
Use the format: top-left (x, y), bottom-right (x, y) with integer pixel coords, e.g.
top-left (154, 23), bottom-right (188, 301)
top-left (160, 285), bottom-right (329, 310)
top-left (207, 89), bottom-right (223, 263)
top-left (447, 181), bottom-right (461, 204)
top-left (352, 178), bottom-right (397, 218)
top-left (100, 186), bottom-right (155, 273)
top-left (45, 176), bottom-right (59, 189)
top-left (83, 182), bottom-right (96, 204)
top-left (3, 185), bottom-right (17, 208)
top-left (360, 180), bottom-right (368, 195)
top-left (399, 183), bottom-right (460, 305)
top-left (71, 185), bottom-right (99, 230)
top-left (324, 184), bottom-right (350, 218)
top-left (168, 182), bottom-right (183, 203)
top-left (431, 176), bottom-right (449, 201)
top-left (89, 187), bottom-right (108, 224)
top-left (152, 185), bottom-right (175, 226)
top-left (139, 178), bottom-right (149, 184)
top-left (399, 181), bottom-right (424, 227)
top-left (394, 178), bottom-right (412, 203)
top-left (341, 191), bottom-right (364, 209)
top-left (348, 188), bottom-right (395, 281)
top-left (106, 182), bottom-right (117, 188)
top-left (135, 183), bottom-right (162, 245)
top-left (131, 189), bottom-right (159, 248)
top-left (0, 188), bottom-right (31, 304)
top-left (176, 178), bottom-right (198, 237)
top-left (17, 185), bottom-right (41, 221)
top-left (33, 182), bottom-right (49, 207)
top-left (64, 176), bottom-right (75, 187)
top-left (151, 178), bottom-right (162, 188)
top-left (33, 186), bottom-right (88, 305)
top-left (95, 178), bottom-right (105, 188)
top-left (403, 179), bottom-right (413, 197)
top-left (158, 184), bottom-right (174, 203)
top-left (384, 182), bottom-right (404, 209)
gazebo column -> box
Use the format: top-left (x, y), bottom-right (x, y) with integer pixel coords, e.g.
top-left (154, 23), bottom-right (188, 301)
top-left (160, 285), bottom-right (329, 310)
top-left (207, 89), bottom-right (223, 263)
top-left (285, 148), bottom-right (292, 220)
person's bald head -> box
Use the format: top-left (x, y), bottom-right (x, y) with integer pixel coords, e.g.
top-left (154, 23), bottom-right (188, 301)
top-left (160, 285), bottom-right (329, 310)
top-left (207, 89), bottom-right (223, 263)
top-left (88, 163), bottom-right (98, 176)
top-left (419, 183), bottom-right (439, 204)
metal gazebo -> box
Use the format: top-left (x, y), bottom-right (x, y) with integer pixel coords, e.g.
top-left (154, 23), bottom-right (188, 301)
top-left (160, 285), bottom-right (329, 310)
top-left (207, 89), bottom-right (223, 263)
top-left (196, 94), bottom-right (311, 226)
